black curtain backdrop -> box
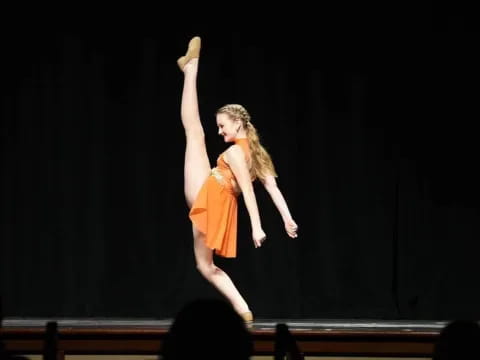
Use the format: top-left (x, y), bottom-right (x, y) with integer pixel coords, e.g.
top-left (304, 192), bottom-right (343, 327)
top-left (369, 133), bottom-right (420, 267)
top-left (1, 4), bottom-right (479, 320)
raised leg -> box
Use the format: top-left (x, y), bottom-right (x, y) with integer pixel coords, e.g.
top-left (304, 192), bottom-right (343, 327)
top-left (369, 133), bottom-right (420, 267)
top-left (179, 38), bottom-right (211, 207)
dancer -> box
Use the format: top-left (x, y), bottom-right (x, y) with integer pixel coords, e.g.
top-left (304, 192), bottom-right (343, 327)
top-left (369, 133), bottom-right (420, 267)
top-left (177, 36), bottom-right (298, 326)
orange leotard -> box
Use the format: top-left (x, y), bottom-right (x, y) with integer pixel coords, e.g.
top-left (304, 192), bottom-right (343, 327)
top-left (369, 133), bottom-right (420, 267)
top-left (189, 138), bottom-right (251, 258)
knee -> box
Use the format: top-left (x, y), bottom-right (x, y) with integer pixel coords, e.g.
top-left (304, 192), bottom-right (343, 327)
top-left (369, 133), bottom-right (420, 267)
top-left (196, 262), bottom-right (218, 280)
top-left (185, 129), bottom-right (205, 143)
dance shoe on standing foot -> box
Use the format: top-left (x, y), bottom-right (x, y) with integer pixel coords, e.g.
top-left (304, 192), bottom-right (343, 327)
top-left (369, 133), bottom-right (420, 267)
top-left (241, 311), bottom-right (254, 328)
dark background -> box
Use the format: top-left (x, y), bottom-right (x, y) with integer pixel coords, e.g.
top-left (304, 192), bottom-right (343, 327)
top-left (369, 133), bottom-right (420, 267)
top-left (1, 3), bottom-right (479, 320)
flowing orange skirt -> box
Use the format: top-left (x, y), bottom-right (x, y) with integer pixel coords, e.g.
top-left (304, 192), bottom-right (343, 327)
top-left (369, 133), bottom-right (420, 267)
top-left (189, 175), bottom-right (238, 258)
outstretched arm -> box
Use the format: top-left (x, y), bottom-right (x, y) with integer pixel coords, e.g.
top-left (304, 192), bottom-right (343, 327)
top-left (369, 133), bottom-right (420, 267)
top-left (261, 175), bottom-right (298, 238)
top-left (225, 146), bottom-right (266, 248)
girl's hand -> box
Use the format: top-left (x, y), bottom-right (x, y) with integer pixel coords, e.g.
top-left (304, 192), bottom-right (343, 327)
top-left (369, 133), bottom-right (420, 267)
top-left (252, 228), bottom-right (267, 248)
top-left (284, 218), bottom-right (298, 238)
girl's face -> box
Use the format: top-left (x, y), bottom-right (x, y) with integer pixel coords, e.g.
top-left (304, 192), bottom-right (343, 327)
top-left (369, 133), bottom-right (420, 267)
top-left (216, 113), bottom-right (240, 143)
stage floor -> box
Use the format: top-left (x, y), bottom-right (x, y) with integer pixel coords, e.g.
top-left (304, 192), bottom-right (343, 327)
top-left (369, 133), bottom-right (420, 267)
top-left (1, 318), bottom-right (443, 358)
top-left (2, 317), bottom-right (447, 332)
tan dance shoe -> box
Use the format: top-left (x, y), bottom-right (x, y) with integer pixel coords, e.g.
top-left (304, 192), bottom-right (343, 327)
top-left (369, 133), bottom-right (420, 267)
top-left (177, 36), bottom-right (201, 70)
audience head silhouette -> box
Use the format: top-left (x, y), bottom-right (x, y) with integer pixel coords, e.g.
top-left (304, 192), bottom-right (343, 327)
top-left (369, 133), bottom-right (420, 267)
top-left (161, 298), bottom-right (253, 360)
top-left (433, 319), bottom-right (480, 360)
top-left (0, 297), bottom-right (29, 360)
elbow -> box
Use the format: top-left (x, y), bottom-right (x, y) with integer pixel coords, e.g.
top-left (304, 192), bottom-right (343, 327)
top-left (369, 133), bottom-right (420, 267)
top-left (241, 185), bottom-right (255, 196)
top-left (239, 182), bottom-right (256, 198)
top-left (264, 183), bottom-right (278, 194)
top-left (262, 175), bottom-right (277, 191)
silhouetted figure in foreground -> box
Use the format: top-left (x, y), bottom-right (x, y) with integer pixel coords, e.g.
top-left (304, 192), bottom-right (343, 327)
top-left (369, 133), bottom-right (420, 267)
top-left (274, 323), bottom-right (304, 360)
top-left (433, 319), bottom-right (480, 360)
top-left (161, 298), bottom-right (253, 360)
top-left (0, 297), bottom-right (29, 360)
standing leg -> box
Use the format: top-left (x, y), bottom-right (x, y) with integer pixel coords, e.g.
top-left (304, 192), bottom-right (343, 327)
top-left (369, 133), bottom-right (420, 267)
top-left (178, 37), bottom-right (252, 319)
top-left (193, 225), bottom-right (250, 316)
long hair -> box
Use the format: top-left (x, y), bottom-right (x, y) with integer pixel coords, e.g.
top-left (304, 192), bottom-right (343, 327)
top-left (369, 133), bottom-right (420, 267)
top-left (216, 104), bottom-right (277, 181)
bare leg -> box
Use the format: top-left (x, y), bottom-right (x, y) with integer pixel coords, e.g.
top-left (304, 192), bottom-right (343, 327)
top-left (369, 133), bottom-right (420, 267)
top-left (179, 39), bottom-right (251, 317)
top-left (193, 225), bottom-right (250, 315)
top-left (181, 58), bottom-right (211, 206)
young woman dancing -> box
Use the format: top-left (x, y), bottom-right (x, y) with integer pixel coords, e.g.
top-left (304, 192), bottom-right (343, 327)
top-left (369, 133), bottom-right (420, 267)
top-left (177, 36), bottom-right (298, 326)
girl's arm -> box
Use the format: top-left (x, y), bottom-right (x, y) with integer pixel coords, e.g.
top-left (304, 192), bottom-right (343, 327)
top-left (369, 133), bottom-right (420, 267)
top-left (261, 175), bottom-right (298, 238)
top-left (225, 145), bottom-right (266, 248)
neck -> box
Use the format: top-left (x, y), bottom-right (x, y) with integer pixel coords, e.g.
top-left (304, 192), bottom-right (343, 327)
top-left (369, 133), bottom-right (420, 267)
top-left (236, 129), bottom-right (247, 139)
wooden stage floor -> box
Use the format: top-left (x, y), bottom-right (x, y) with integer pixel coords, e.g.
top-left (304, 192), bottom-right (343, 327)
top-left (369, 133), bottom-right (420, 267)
top-left (1, 318), bottom-right (444, 358)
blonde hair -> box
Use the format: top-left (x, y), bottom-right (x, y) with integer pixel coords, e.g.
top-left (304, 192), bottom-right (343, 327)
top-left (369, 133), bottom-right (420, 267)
top-left (216, 104), bottom-right (277, 181)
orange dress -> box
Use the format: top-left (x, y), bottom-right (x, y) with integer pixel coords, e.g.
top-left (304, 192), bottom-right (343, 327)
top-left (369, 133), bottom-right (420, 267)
top-left (189, 138), bottom-right (251, 258)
